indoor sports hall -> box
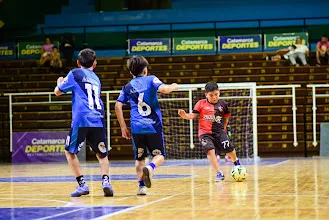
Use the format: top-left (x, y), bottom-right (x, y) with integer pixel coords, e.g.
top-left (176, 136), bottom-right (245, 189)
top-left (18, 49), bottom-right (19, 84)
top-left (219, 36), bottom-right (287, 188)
top-left (1, 0), bottom-right (329, 219)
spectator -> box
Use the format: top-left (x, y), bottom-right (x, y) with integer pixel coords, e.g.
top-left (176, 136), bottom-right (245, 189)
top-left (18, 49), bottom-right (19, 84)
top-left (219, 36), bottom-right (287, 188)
top-left (316, 35), bottom-right (329, 66)
top-left (271, 45), bottom-right (296, 62)
top-left (275, 36), bottom-right (308, 66)
top-left (289, 36), bottom-right (309, 66)
top-left (60, 34), bottom-right (75, 66)
top-left (50, 46), bottom-right (62, 68)
top-left (40, 37), bottom-right (54, 66)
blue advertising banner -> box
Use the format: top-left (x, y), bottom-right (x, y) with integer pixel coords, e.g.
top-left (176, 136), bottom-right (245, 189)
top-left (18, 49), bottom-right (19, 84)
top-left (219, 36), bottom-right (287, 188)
top-left (0, 43), bottom-right (16, 60)
top-left (218, 35), bottom-right (262, 53)
top-left (12, 131), bottom-right (67, 163)
top-left (128, 39), bottom-right (170, 55)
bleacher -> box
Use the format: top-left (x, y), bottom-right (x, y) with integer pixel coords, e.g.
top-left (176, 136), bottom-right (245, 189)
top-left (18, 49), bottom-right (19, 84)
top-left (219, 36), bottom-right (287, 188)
top-left (1, 52), bottom-right (328, 162)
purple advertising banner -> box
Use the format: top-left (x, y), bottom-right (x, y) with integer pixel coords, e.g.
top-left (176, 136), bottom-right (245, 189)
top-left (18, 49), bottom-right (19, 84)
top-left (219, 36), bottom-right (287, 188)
top-left (12, 131), bottom-right (68, 163)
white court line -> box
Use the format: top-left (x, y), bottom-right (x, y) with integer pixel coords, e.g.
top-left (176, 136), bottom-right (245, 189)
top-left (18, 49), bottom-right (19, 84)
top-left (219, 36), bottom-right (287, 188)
top-left (165, 163), bottom-right (189, 167)
top-left (34, 196), bottom-right (133, 220)
top-left (91, 191), bottom-right (187, 220)
top-left (0, 198), bottom-right (71, 206)
top-left (268, 160), bottom-right (290, 167)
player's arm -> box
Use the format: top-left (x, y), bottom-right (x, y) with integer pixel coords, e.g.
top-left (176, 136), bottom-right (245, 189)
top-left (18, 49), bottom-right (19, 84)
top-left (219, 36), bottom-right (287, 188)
top-left (54, 77), bottom-right (64, 96)
top-left (158, 83), bottom-right (178, 94)
top-left (178, 109), bottom-right (199, 120)
top-left (115, 101), bottom-right (131, 140)
top-left (54, 71), bottom-right (75, 96)
top-left (223, 102), bottom-right (231, 131)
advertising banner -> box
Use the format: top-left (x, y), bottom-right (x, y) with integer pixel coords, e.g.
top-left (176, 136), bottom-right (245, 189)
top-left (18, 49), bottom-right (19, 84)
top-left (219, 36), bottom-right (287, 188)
top-left (128, 39), bottom-right (170, 55)
top-left (18, 41), bottom-right (59, 59)
top-left (0, 43), bottom-right (16, 60)
top-left (218, 35), bottom-right (261, 53)
top-left (264, 32), bottom-right (308, 50)
top-left (12, 131), bottom-right (67, 163)
top-left (173, 37), bottom-right (216, 54)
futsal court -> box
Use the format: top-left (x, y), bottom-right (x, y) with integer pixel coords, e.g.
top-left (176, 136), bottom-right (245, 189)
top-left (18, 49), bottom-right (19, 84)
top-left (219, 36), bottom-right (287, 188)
top-left (0, 158), bottom-right (328, 220)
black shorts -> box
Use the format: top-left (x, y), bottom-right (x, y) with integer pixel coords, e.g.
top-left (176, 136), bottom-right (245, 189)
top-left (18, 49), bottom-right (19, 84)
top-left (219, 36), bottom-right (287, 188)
top-left (200, 133), bottom-right (234, 155)
top-left (132, 132), bottom-right (166, 160)
top-left (65, 127), bottom-right (108, 157)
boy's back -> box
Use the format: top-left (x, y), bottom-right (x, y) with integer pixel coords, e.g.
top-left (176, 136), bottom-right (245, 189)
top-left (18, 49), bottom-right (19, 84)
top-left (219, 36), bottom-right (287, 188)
top-left (59, 67), bottom-right (104, 128)
top-left (117, 75), bottom-right (163, 134)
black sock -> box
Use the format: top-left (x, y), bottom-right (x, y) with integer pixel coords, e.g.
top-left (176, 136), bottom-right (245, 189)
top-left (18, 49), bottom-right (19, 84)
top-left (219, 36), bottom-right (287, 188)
top-left (76, 175), bottom-right (85, 187)
top-left (102, 174), bottom-right (109, 182)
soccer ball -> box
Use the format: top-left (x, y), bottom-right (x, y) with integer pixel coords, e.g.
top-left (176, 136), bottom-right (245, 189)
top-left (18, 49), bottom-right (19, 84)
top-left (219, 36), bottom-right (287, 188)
top-left (231, 166), bottom-right (247, 182)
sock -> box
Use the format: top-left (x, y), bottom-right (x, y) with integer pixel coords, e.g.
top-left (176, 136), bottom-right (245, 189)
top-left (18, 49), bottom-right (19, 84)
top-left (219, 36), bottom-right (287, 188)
top-left (102, 174), bottom-right (110, 182)
top-left (139, 180), bottom-right (145, 187)
top-left (76, 175), bottom-right (85, 187)
top-left (234, 159), bottom-right (241, 166)
top-left (149, 162), bottom-right (156, 170)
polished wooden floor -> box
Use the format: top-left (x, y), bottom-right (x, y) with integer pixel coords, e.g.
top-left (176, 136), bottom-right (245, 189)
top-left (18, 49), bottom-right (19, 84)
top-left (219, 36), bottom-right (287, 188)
top-left (0, 158), bottom-right (329, 220)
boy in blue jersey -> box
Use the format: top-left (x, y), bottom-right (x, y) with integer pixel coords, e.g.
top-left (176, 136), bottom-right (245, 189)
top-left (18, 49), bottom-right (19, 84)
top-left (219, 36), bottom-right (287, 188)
top-left (115, 55), bottom-right (178, 195)
top-left (54, 48), bottom-right (114, 197)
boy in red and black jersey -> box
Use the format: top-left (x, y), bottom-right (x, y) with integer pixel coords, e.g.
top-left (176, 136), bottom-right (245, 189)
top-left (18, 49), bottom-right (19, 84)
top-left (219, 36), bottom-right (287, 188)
top-left (178, 81), bottom-right (241, 181)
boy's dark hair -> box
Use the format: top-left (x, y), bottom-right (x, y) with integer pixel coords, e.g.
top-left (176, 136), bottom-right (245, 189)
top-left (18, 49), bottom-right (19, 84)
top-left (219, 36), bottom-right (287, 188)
top-left (127, 55), bottom-right (149, 76)
top-left (205, 81), bottom-right (219, 92)
top-left (322, 34), bottom-right (328, 39)
top-left (52, 46), bottom-right (58, 50)
top-left (78, 48), bottom-right (96, 68)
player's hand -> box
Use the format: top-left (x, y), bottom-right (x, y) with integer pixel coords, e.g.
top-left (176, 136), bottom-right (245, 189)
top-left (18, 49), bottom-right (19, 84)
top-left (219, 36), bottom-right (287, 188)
top-left (121, 127), bottom-right (131, 140)
top-left (57, 77), bottom-right (64, 86)
top-left (178, 109), bottom-right (186, 117)
top-left (171, 83), bottom-right (179, 91)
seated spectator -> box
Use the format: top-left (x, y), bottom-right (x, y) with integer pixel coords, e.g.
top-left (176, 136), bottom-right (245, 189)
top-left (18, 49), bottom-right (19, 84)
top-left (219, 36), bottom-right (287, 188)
top-left (316, 35), bottom-right (329, 66)
top-left (275, 37), bottom-right (308, 66)
top-left (50, 46), bottom-right (62, 68)
top-left (60, 34), bottom-right (74, 66)
top-left (39, 37), bottom-right (54, 66)
top-left (289, 36), bottom-right (309, 66)
top-left (270, 45), bottom-right (296, 61)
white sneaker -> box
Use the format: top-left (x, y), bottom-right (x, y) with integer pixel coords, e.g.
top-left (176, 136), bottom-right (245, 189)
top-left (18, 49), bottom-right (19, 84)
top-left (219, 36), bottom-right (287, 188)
top-left (137, 186), bottom-right (147, 196)
top-left (143, 165), bottom-right (153, 188)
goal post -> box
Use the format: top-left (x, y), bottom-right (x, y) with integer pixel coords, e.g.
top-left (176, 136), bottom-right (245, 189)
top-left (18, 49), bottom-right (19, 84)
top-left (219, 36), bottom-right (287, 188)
top-left (157, 82), bottom-right (258, 160)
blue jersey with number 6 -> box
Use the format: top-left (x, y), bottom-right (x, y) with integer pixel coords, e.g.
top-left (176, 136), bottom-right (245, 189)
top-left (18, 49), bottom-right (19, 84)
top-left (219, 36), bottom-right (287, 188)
top-left (117, 75), bottom-right (163, 134)
top-left (58, 68), bottom-right (105, 128)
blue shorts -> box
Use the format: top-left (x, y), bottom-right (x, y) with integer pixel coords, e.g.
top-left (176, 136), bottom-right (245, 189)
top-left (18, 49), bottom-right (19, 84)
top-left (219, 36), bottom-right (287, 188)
top-left (65, 127), bottom-right (108, 157)
top-left (131, 132), bottom-right (166, 160)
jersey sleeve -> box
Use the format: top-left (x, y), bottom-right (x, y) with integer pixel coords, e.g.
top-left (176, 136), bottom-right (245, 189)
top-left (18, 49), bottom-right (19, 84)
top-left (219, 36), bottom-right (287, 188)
top-left (223, 101), bottom-right (230, 117)
top-left (117, 87), bottom-right (128, 104)
top-left (151, 76), bottom-right (163, 91)
top-left (193, 100), bottom-right (202, 114)
top-left (58, 71), bottom-right (75, 93)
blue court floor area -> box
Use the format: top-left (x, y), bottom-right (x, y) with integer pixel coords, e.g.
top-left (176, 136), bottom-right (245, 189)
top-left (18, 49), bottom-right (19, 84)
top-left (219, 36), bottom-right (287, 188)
top-left (0, 206), bottom-right (131, 220)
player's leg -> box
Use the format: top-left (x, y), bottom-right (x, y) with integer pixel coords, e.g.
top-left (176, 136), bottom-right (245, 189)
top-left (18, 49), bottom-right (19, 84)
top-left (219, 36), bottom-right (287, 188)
top-left (65, 127), bottom-right (89, 197)
top-left (132, 134), bottom-right (148, 195)
top-left (142, 132), bottom-right (166, 188)
top-left (200, 135), bottom-right (224, 181)
top-left (217, 132), bottom-right (241, 167)
top-left (289, 53), bottom-right (297, 66)
top-left (87, 127), bottom-right (114, 197)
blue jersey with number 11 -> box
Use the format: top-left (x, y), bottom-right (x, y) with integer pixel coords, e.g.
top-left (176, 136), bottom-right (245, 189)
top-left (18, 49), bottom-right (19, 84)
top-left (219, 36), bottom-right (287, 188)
top-left (58, 68), bottom-right (105, 128)
top-left (117, 75), bottom-right (163, 134)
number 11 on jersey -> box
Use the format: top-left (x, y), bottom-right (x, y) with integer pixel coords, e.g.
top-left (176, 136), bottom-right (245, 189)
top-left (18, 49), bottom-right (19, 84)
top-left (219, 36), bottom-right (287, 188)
top-left (85, 83), bottom-right (102, 110)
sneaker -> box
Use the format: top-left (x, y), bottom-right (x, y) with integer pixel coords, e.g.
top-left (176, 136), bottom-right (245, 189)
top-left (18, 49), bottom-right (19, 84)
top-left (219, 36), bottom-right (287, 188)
top-left (137, 186), bottom-right (147, 196)
top-left (102, 180), bottom-right (114, 197)
top-left (71, 184), bottom-right (89, 197)
top-left (143, 165), bottom-right (153, 188)
top-left (215, 172), bottom-right (225, 182)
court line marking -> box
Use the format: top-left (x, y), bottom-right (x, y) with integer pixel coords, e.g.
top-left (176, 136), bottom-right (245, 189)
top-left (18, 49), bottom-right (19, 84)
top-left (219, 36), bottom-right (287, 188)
top-left (34, 196), bottom-right (133, 220)
top-left (91, 191), bottom-right (187, 220)
top-left (0, 198), bottom-right (72, 206)
top-left (268, 159), bottom-right (289, 167)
